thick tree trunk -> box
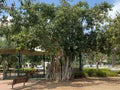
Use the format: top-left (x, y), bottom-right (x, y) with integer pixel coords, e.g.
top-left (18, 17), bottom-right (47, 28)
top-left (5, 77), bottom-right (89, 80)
top-left (62, 56), bottom-right (72, 80)
top-left (2, 59), bottom-right (7, 79)
top-left (46, 56), bottom-right (73, 81)
top-left (96, 61), bottom-right (99, 70)
top-left (46, 59), bottom-right (55, 80)
top-left (112, 53), bottom-right (115, 67)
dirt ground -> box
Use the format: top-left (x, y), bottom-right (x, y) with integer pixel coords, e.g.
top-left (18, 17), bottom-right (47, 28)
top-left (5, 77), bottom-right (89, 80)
top-left (0, 77), bottom-right (120, 90)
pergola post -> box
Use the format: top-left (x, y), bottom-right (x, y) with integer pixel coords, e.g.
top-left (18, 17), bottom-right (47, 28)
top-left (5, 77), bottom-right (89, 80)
top-left (79, 52), bottom-right (83, 71)
top-left (17, 50), bottom-right (21, 77)
top-left (43, 55), bottom-right (45, 76)
top-left (1, 54), bottom-right (7, 79)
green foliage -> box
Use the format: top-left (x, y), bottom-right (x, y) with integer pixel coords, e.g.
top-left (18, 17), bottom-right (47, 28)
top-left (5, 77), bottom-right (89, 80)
top-left (73, 68), bottom-right (88, 78)
top-left (96, 70), bottom-right (106, 77)
top-left (74, 68), bottom-right (118, 78)
top-left (0, 0), bottom-right (5, 13)
top-left (116, 70), bottom-right (120, 74)
top-left (0, 38), bottom-right (7, 48)
top-left (74, 71), bottom-right (87, 78)
top-left (85, 68), bottom-right (117, 77)
top-left (0, 38), bottom-right (15, 48)
top-left (84, 68), bottom-right (97, 76)
top-left (106, 14), bottom-right (120, 55)
top-left (0, 65), bottom-right (3, 69)
top-left (0, 0), bottom-right (115, 80)
top-left (21, 68), bottom-right (36, 73)
top-left (0, 0), bottom-right (112, 56)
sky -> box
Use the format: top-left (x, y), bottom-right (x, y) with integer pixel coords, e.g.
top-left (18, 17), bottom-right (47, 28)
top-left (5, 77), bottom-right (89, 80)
top-left (5, 0), bottom-right (120, 19)
top-left (6, 0), bottom-right (114, 6)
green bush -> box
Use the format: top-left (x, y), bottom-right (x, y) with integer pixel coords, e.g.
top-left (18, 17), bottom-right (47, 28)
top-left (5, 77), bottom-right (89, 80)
top-left (0, 65), bottom-right (3, 69)
top-left (98, 69), bottom-right (117, 77)
top-left (73, 68), bottom-right (88, 78)
top-left (84, 68), bottom-right (97, 77)
top-left (74, 71), bottom-right (88, 78)
top-left (21, 68), bottom-right (36, 73)
top-left (96, 69), bottom-right (106, 77)
top-left (116, 70), bottom-right (120, 74)
top-left (73, 68), bottom-right (118, 78)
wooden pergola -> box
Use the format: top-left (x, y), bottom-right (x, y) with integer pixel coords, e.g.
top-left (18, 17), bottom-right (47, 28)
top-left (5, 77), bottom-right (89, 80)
top-left (0, 48), bottom-right (48, 79)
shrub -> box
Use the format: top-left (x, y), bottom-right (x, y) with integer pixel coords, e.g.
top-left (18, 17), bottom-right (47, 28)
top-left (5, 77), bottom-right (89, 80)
top-left (96, 70), bottom-right (106, 77)
top-left (73, 68), bottom-right (118, 78)
top-left (116, 70), bottom-right (120, 74)
top-left (84, 68), bottom-right (97, 77)
top-left (21, 68), bottom-right (36, 73)
top-left (73, 68), bottom-right (88, 78)
top-left (86, 68), bottom-right (118, 77)
top-left (0, 65), bottom-right (3, 69)
top-left (98, 69), bottom-right (117, 77)
top-left (74, 71), bottom-right (87, 78)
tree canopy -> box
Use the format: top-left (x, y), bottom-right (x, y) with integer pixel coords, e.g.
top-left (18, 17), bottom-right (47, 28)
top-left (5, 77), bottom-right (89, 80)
top-left (1, 0), bottom-right (120, 80)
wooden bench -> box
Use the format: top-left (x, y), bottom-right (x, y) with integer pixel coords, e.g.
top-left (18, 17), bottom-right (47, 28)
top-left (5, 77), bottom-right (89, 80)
top-left (11, 77), bottom-right (29, 89)
top-left (26, 70), bottom-right (39, 78)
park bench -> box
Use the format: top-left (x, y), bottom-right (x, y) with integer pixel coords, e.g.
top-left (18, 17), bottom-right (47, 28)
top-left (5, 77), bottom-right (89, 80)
top-left (11, 77), bottom-right (29, 89)
top-left (26, 70), bottom-right (39, 78)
